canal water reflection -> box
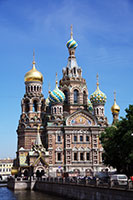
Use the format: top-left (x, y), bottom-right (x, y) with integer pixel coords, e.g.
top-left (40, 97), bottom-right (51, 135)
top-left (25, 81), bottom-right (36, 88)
top-left (0, 187), bottom-right (133, 200)
top-left (0, 187), bottom-right (70, 200)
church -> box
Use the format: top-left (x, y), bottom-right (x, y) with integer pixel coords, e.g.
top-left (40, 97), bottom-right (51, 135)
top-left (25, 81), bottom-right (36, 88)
top-left (12, 26), bottom-right (120, 178)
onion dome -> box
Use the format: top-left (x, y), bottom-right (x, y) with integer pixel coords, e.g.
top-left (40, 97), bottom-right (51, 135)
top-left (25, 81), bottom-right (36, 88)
top-left (11, 167), bottom-right (18, 175)
top-left (49, 73), bottom-right (65, 103)
top-left (66, 25), bottom-right (78, 49)
top-left (87, 99), bottom-right (93, 111)
top-left (111, 91), bottom-right (120, 114)
top-left (24, 51), bottom-right (43, 83)
top-left (90, 74), bottom-right (107, 105)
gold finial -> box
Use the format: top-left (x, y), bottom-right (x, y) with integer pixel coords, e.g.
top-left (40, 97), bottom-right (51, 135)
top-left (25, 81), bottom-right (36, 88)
top-left (56, 72), bottom-right (58, 87)
top-left (96, 73), bottom-right (99, 88)
top-left (33, 49), bottom-right (36, 65)
top-left (71, 24), bottom-right (73, 39)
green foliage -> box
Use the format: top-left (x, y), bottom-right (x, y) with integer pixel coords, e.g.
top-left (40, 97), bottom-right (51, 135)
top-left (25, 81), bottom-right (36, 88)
top-left (100, 105), bottom-right (133, 176)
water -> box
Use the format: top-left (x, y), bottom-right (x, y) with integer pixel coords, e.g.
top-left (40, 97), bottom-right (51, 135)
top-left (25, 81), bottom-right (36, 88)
top-left (0, 187), bottom-right (133, 200)
top-left (0, 187), bottom-right (69, 200)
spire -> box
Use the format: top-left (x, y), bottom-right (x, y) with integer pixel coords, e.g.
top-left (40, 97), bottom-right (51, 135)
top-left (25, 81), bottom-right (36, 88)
top-left (114, 91), bottom-right (116, 103)
top-left (32, 49), bottom-right (36, 69)
top-left (48, 82), bottom-right (51, 94)
top-left (96, 73), bottom-right (99, 89)
top-left (35, 126), bottom-right (42, 146)
top-left (71, 24), bottom-right (73, 39)
top-left (56, 72), bottom-right (58, 87)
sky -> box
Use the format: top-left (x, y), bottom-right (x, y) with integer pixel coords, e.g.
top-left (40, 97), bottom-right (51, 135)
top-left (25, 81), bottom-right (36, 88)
top-left (0, 0), bottom-right (133, 159)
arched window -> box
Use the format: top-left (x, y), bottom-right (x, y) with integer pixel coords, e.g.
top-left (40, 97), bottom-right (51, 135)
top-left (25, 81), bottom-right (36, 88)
top-left (60, 107), bottom-right (62, 113)
top-left (54, 107), bottom-right (56, 113)
top-left (73, 67), bottom-right (76, 75)
top-left (74, 89), bottom-right (79, 104)
top-left (83, 91), bottom-right (87, 105)
top-left (31, 86), bottom-right (33, 92)
top-left (33, 100), bottom-right (38, 112)
top-left (34, 86), bottom-right (36, 91)
top-left (25, 99), bottom-right (29, 113)
top-left (64, 90), bottom-right (68, 104)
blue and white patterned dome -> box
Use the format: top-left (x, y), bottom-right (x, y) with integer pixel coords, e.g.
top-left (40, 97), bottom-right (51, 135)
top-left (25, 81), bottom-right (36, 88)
top-left (66, 25), bottom-right (78, 49)
top-left (67, 38), bottom-right (78, 49)
top-left (49, 85), bottom-right (65, 103)
top-left (87, 99), bottom-right (93, 111)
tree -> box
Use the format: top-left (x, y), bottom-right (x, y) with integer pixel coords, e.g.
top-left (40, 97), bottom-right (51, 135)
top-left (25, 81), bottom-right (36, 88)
top-left (100, 105), bottom-right (133, 176)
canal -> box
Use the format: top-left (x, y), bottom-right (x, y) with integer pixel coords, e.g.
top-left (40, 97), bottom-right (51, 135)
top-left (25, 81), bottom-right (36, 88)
top-left (0, 187), bottom-right (133, 200)
top-left (0, 187), bottom-right (70, 200)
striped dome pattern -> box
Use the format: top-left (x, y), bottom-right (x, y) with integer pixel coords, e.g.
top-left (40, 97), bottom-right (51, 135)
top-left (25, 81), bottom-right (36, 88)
top-left (49, 86), bottom-right (65, 103)
top-left (67, 38), bottom-right (78, 49)
top-left (90, 87), bottom-right (107, 105)
top-left (87, 99), bottom-right (93, 111)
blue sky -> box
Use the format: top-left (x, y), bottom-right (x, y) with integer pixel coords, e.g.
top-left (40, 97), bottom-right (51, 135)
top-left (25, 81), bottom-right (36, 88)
top-left (0, 0), bottom-right (133, 158)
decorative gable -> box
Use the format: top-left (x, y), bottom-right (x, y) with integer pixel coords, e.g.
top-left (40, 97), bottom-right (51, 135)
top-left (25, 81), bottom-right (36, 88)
top-left (66, 110), bottom-right (97, 126)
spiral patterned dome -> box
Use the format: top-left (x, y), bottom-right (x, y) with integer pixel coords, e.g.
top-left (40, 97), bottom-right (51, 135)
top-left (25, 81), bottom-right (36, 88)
top-left (49, 85), bottom-right (65, 103)
top-left (90, 85), bottom-right (107, 105)
top-left (66, 25), bottom-right (78, 49)
top-left (67, 38), bottom-right (78, 49)
top-left (87, 99), bottom-right (93, 111)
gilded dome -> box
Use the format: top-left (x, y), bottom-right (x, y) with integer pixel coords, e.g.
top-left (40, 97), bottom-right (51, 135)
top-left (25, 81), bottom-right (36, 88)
top-left (24, 61), bottom-right (43, 83)
top-left (90, 75), bottom-right (107, 105)
top-left (111, 92), bottom-right (120, 114)
top-left (11, 167), bottom-right (18, 175)
top-left (111, 102), bottom-right (120, 114)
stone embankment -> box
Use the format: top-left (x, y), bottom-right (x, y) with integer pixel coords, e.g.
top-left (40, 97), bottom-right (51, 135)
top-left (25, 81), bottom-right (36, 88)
top-left (8, 177), bottom-right (133, 200)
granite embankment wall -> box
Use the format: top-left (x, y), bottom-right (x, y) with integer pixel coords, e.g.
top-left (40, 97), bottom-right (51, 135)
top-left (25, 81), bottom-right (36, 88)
top-left (35, 181), bottom-right (133, 200)
top-left (7, 179), bottom-right (133, 200)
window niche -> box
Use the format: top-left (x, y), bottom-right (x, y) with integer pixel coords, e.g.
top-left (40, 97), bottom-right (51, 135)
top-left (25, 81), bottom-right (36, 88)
top-left (33, 100), bottom-right (38, 112)
top-left (74, 89), bottom-right (79, 104)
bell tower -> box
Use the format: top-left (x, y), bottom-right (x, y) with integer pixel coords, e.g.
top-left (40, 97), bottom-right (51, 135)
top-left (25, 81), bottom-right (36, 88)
top-left (17, 51), bottom-right (45, 151)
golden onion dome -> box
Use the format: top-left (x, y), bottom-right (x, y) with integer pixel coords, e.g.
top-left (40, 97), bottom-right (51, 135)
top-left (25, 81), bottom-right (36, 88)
top-left (24, 52), bottom-right (43, 83)
top-left (111, 91), bottom-right (120, 114)
top-left (111, 101), bottom-right (120, 114)
top-left (11, 167), bottom-right (18, 175)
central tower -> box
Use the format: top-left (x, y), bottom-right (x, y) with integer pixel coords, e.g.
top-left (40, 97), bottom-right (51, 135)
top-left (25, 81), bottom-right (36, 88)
top-left (59, 25), bottom-right (88, 114)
